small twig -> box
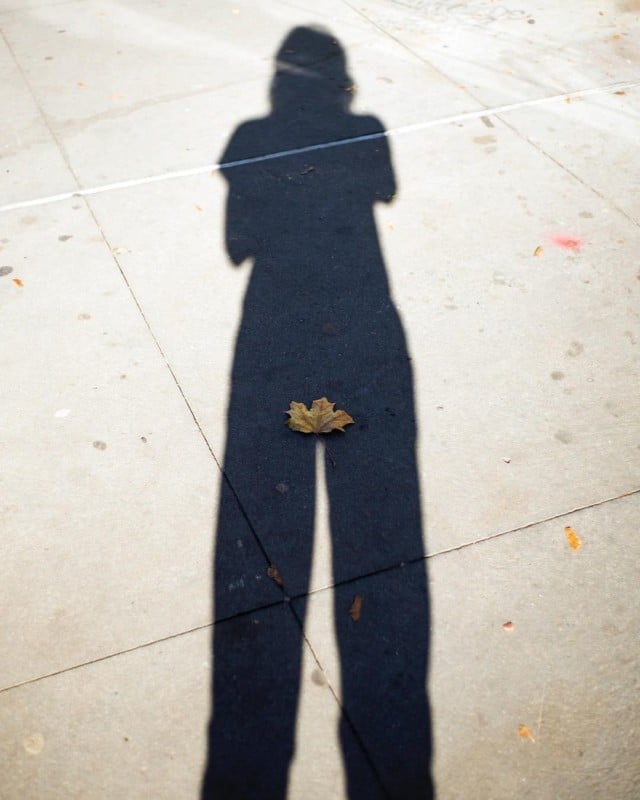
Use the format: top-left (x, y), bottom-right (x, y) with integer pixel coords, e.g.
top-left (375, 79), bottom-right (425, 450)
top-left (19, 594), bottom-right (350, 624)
top-left (536, 681), bottom-right (547, 742)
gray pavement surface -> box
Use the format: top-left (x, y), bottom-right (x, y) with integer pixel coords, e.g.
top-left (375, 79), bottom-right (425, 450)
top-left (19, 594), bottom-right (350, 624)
top-left (1, 1), bottom-right (639, 798)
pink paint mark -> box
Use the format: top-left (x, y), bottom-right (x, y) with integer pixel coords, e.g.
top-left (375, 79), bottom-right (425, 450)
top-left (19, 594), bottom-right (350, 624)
top-left (550, 233), bottom-right (582, 250)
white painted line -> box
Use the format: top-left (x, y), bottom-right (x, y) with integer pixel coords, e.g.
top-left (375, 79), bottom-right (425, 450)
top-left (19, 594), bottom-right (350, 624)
top-left (1, 80), bottom-right (638, 214)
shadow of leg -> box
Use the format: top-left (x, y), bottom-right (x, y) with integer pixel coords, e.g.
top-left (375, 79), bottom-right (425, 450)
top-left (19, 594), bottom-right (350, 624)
top-left (203, 424), bottom-right (316, 798)
top-left (327, 386), bottom-right (434, 799)
top-left (204, 601), bottom-right (310, 799)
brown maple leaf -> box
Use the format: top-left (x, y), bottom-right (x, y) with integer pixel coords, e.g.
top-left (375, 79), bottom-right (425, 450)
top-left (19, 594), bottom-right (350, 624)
top-left (267, 565), bottom-right (284, 587)
top-left (286, 397), bottom-right (354, 434)
top-left (349, 594), bottom-right (363, 622)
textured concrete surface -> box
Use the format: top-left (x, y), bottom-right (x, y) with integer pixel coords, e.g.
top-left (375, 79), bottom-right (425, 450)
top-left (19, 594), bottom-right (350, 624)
top-left (1, 1), bottom-right (639, 798)
top-left (300, 493), bottom-right (640, 799)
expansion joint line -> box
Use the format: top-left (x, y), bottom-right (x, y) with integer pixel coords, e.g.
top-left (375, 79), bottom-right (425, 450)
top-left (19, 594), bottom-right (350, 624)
top-left (1, 81), bottom-right (639, 214)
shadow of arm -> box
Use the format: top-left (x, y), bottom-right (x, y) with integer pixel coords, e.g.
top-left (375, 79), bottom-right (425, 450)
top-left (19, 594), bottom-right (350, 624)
top-left (225, 187), bottom-right (256, 266)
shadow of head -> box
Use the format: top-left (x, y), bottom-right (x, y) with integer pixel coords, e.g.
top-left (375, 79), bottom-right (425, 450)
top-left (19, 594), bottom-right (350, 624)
top-left (270, 25), bottom-right (355, 113)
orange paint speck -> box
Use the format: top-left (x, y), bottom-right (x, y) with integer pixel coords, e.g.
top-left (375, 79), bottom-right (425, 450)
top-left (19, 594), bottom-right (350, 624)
top-left (565, 526), bottom-right (583, 550)
top-left (518, 724), bottom-right (535, 742)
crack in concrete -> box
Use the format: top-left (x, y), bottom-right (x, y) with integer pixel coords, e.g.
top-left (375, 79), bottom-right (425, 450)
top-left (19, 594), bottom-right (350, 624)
top-left (3, 487), bottom-right (638, 695)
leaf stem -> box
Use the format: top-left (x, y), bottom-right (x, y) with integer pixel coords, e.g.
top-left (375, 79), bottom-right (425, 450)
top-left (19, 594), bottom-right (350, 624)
top-left (318, 435), bottom-right (337, 467)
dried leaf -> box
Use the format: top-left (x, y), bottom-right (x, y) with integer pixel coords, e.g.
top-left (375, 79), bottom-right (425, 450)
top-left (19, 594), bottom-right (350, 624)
top-left (518, 724), bottom-right (535, 742)
top-left (565, 526), bottom-right (582, 550)
top-left (267, 565), bottom-right (284, 586)
top-left (502, 621), bottom-right (515, 632)
top-left (194, 204), bottom-right (204, 212)
top-left (614, 90), bottom-right (627, 96)
top-left (349, 595), bottom-right (363, 622)
top-left (286, 397), bottom-right (354, 434)
top-left (77, 81), bottom-right (87, 88)
top-left (533, 245), bottom-right (544, 257)
top-left (12, 278), bottom-right (24, 287)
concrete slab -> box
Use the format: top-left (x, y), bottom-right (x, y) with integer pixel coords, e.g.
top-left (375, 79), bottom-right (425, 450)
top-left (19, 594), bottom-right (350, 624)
top-left (1, 0), bottom-right (480, 191)
top-left (0, 605), bottom-right (381, 800)
top-left (0, 625), bottom-right (211, 800)
top-left (0, 29), bottom-right (73, 205)
top-left (355, 0), bottom-right (640, 106)
top-left (381, 103), bottom-right (640, 552)
top-left (0, 0), bottom-right (286, 189)
top-left (81, 175), bottom-right (238, 461)
top-left (0, 200), bottom-right (277, 689)
top-left (501, 86), bottom-right (640, 224)
top-left (0, 0), bottom-right (62, 13)
top-left (299, 492), bottom-right (640, 799)
top-left (0, 0), bottom-right (59, 14)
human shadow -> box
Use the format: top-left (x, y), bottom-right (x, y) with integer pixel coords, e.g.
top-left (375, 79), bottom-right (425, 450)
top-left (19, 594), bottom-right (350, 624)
top-left (202, 26), bottom-right (433, 800)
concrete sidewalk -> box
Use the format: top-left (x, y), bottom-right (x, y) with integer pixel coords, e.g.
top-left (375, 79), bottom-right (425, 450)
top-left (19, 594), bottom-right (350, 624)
top-left (1, 1), bottom-right (639, 798)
